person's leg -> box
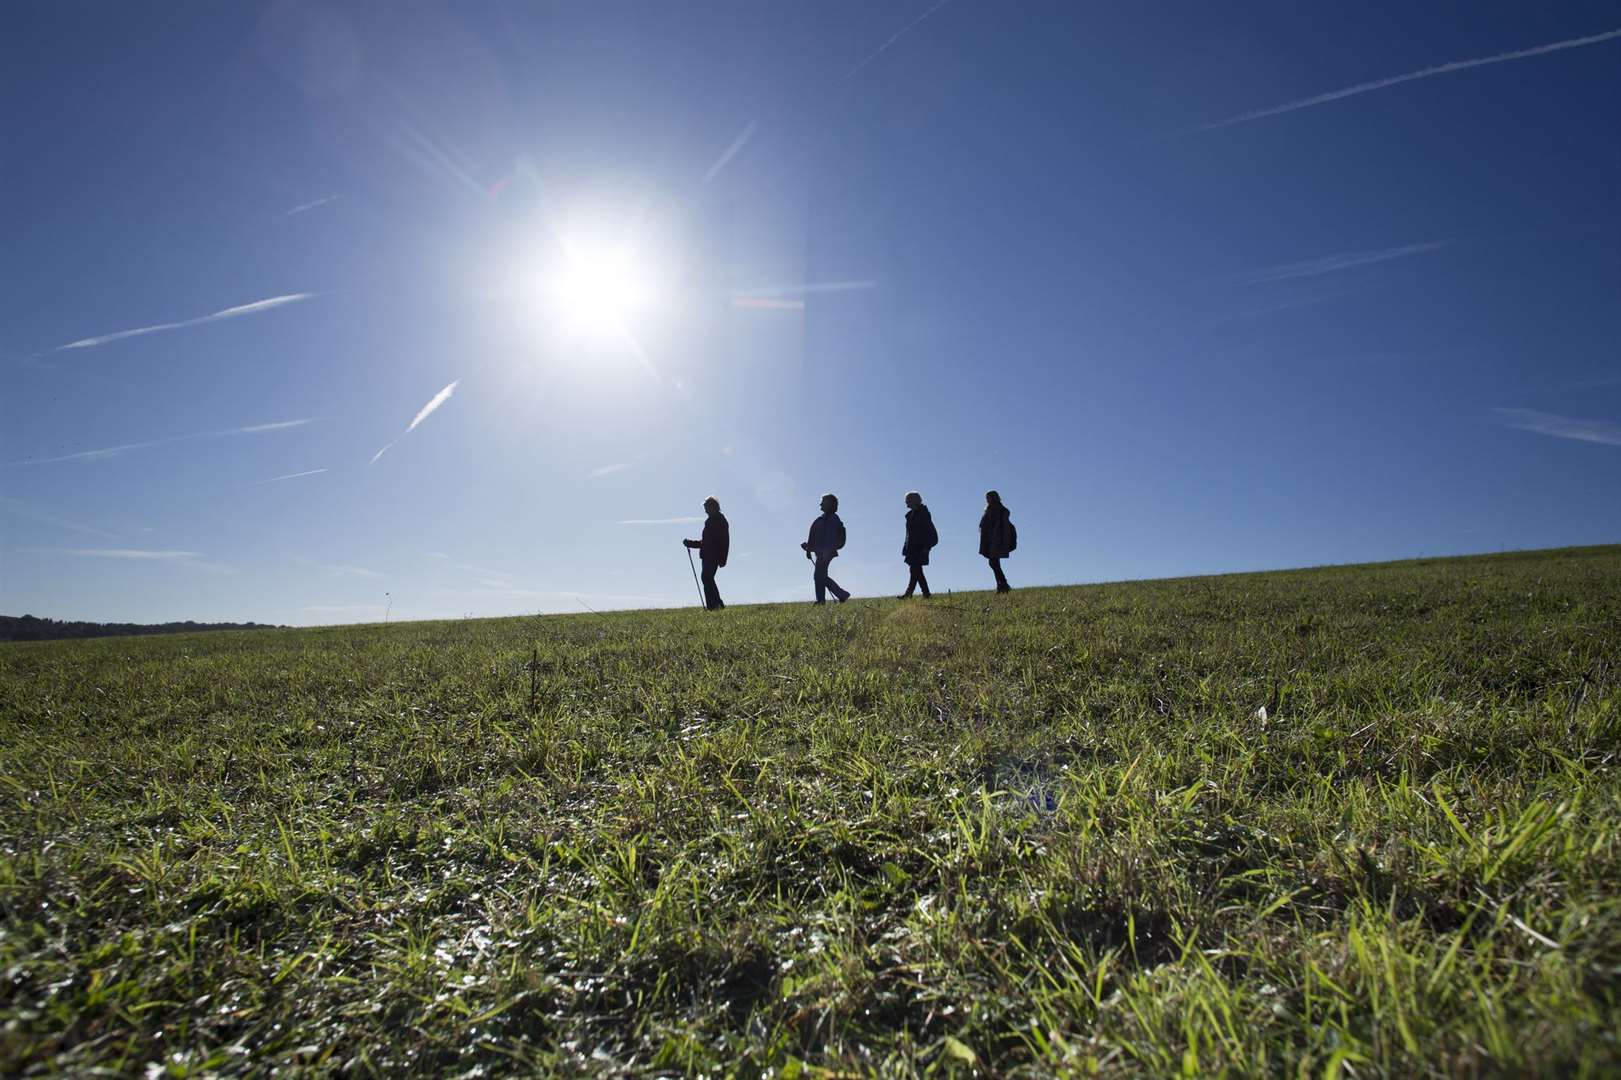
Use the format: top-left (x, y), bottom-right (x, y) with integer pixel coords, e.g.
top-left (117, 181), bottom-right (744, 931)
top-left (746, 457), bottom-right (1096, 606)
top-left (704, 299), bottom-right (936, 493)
top-left (901, 564), bottom-right (919, 598)
top-left (701, 561), bottom-right (723, 609)
top-left (990, 557), bottom-right (1010, 592)
top-left (813, 556), bottom-right (828, 603)
top-left (917, 567), bottom-right (930, 598)
top-left (823, 559), bottom-right (849, 602)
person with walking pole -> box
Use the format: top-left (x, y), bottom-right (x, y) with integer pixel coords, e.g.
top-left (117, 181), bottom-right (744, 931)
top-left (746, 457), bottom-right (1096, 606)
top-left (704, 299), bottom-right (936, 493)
top-left (683, 496), bottom-right (729, 610)
top-left (801, 493), bottom-right (850, 604)
top-left (897, 490), bottom-right (936, 598)
top-left (979, 489), bottom-right (1016, 593)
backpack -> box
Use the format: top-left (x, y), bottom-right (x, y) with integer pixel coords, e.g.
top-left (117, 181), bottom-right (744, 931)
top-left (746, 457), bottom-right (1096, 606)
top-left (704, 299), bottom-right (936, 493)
top-left (1006, 520), bottom-right (1017, 552)
top-left (834, 518), bottom-right (847, 551)
top-left (924, 516), bottom-right (939, 549)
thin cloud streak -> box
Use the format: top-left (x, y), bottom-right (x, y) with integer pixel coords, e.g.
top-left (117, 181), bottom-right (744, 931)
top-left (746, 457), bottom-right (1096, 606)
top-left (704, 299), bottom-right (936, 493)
top-left (732, 297), bottom-right (806, 310)
top-left (618, 516), bottom-right (704, 525)
top-left (371, 379), bottom-right (460, 464)
top-left (702, 122), bottom-right (758, 184)
top-left (842, 0), bottom-right (954, 82)
top-left (1225, 241), bottom-right (1449, 285)
top-left (1495, 408), bottom-right (1621, 447)
top-left (2, 418), bottom-right (318, 468)
top-left (1207, 26), bottom-right (1621, 129)
top-left (260, 468), bottom-right (328, 483)
top-left (284, 195), bottom-right (338, 217)
top-left (407, 380), bottom-right (460, 432)
top-left (735, 280), bottom-right (878, 298)
top-left (65, 548), bottom-right (200, 560)
top-left (312, 562), bottom-right (383, 579)
top-left (56, 293), bottom-right (315, 351)
top-left (0, 497), bottom-right (120, 538)
top-left (589, 462), bottom-right (633, 478)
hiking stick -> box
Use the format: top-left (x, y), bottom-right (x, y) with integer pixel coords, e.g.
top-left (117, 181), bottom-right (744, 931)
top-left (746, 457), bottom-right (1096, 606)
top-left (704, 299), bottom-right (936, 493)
top-left (686, 546), bottom-right (706, 608)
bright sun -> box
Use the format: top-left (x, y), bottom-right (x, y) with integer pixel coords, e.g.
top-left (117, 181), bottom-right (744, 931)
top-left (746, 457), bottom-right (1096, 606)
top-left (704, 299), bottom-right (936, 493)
top-left (551, 237), bottom-right (655, 343)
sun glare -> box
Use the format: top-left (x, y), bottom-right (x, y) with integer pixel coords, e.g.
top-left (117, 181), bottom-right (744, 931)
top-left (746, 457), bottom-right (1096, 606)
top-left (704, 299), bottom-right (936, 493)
top-left (551, 237), bottom-right (654, 343)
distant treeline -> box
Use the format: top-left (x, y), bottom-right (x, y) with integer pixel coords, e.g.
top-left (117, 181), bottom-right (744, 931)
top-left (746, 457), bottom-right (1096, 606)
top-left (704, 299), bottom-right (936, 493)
top-left (0, 614), bottom-right (283, 643)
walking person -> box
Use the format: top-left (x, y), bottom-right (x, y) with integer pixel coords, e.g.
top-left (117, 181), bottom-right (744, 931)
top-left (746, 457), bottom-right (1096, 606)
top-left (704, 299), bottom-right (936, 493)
top-left (898, 491), bottom-right (937, 598)
top-left (801, 493), bottom-right (850, 604)
top-left (683, 496), bottom-right (729, 610)
top-left (979, 490), bottom-right (1016, 593)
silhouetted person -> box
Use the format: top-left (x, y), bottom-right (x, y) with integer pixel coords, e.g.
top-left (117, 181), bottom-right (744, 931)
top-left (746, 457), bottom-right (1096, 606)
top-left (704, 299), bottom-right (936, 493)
top-left (801, 493), bottom-right (850, 604)
top-left (683, 496), bottom-right (729, 610)
top-left (979, 490), bottom-right (1016, 593)
top-left (898, 491), bottom-right (937, 598)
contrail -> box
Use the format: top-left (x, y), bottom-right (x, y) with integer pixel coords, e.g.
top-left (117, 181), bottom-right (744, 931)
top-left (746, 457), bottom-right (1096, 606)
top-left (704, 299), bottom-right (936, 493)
top-left (64, 548), bottom-right (200, 560)
top-left (56, 293), bottom-right (315, 351)
top-left (1207, 26), bottom-right (1621, 129)
top-left (842, 0), bottom-right (955, 82)
top-left (1495, 408), bottom-right (1621, 447)
top-left (260, 468), bottom-right (328, 483)
top-left (371, 379), bottom-right (460, 464)
top-left (703, 122), bottom-right (758, 184)
top-left (284, 195), bottom-right (338, 217)
top-left (1225, 241), bottom-right (1449, 285)
top-left (2, 418), bottom-right (318, 468)
top-left (407, 380), bottom-right (459, 432)
top-left (618, 516), bottom-right (704, 525)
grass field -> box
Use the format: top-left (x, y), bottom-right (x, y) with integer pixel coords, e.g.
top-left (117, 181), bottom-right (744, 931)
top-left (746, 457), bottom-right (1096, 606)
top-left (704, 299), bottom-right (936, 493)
top-left (2, 546), bottom-right (1619, 1076)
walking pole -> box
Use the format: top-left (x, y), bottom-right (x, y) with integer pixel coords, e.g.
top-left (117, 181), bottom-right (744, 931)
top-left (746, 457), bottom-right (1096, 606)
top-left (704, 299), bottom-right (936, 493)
top-left (686, 546), bottom-right (707, 608)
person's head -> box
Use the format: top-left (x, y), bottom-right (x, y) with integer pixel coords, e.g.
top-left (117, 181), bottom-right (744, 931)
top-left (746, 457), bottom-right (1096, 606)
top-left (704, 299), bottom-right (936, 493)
top-left (985, 490), bottom-right (1003, 508)
top-left (703, 496), bottom-right (720, 514)
top-left (904, 491), bottom-right (922, 509)
top-left (820, 493), bottom-right (839, 513)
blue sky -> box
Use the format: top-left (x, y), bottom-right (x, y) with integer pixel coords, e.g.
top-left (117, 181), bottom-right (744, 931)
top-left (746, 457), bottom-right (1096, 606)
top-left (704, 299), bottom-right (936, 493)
top-left (3, 2), bottom-right (1619, 625)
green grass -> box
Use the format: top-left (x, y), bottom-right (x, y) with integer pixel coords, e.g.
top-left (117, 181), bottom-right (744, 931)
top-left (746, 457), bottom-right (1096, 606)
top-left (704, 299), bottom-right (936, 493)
top-left (3, 546), bottom-right (1619, 1076)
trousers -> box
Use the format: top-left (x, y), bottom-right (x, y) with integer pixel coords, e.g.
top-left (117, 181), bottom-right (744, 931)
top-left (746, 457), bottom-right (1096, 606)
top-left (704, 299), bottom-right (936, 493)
top-left (813, 553), bottom-right (849, 603)
top-left (701, 559), bottom-right (724, 610)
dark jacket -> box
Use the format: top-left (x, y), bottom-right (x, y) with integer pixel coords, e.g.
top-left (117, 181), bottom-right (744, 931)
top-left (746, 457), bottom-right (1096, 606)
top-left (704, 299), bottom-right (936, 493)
top-left (979, 505), bottom-right (1015, 559)
top-left (699, 512), bottom-right (730, 567)
top-left (902, 505), bottom-right (937, 566)
top-left (806, 512), bottom-right (846, 559)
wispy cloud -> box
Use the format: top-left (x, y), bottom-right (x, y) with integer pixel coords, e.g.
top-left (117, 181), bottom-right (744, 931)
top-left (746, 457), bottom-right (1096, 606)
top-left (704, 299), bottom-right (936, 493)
top-left (56, 293), bottom-right (315, 352)
top-left (734, 280), bottom-right (878, 299)
top-left (312, 562), bottom-right (382, 579)
top-left (370, 379), bottom-right (461, 464)
top-left (618, 516), bottom-right (704, 525)
top-left (589, 462), bottom-right (633, 478)
top-left (703, 122), bottom-right (758, 185)
top-left (1225, 241), bottom-right (1449, 286)
top-left (842, 0), bottom-right (955, 82)
top-left (1495, 408), bottom-right (1621, 447)
top-left (425, 551), bottom-right (517, 585)
top-left (259, 467), bottom-right (328, 484)
top-left (732, 297), bottom-right (805, 311)
top-left (65, 548), bottom-right (201, 561)
top-left (2, 418), bottom-right (318, 468)
top-left (284, 195), bottom-right (338, 217)
top-left (237, 419), bottom-right (317, 434)
top-left (1206, 26), bottom-right (1621, 130)
top-left (0, 497), bottom-right (120, 538)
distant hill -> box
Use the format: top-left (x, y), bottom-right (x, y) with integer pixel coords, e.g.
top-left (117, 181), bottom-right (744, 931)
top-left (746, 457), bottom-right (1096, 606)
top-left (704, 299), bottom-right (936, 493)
top-left (0, 614), bottom-right (282, 642)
